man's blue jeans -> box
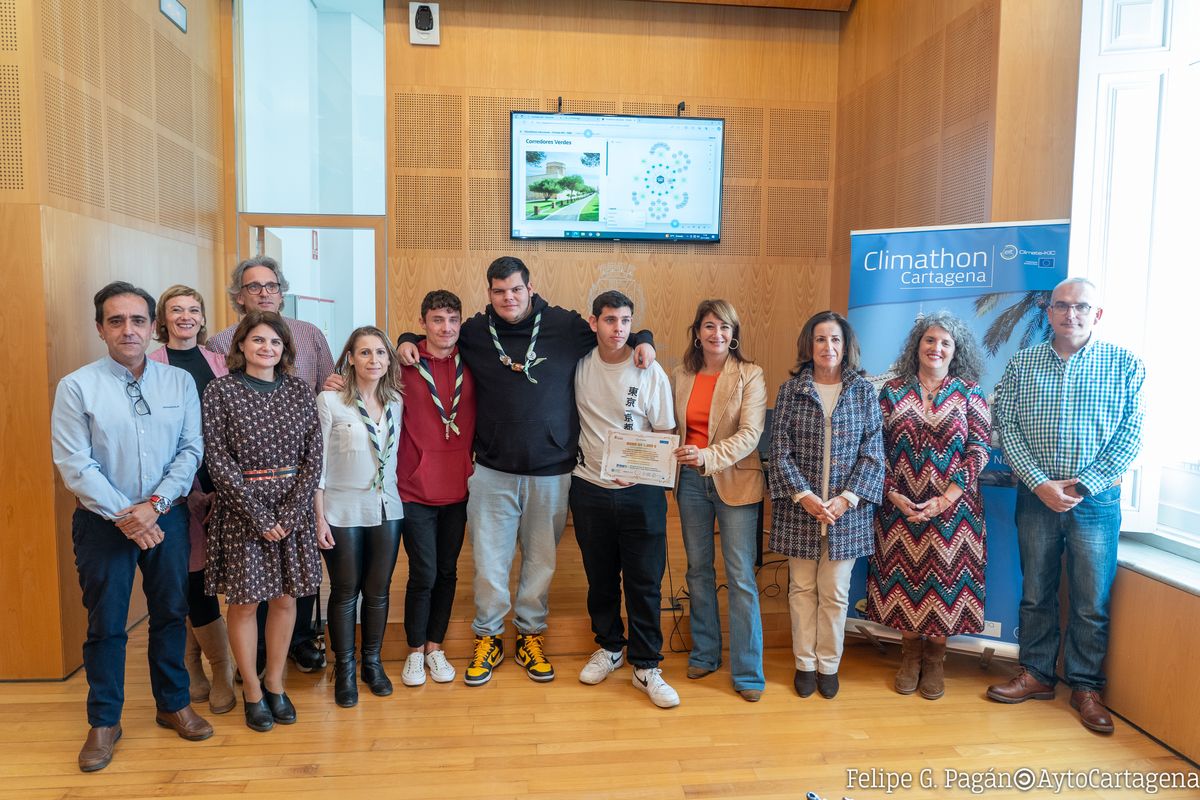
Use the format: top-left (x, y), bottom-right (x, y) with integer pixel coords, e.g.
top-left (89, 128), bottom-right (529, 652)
top-left (72, 505), bottom-right (191, 727)
top-left (676, 466), bottom-right (765, 691)
top-left (1015, 483), bottom-right (1121, 691)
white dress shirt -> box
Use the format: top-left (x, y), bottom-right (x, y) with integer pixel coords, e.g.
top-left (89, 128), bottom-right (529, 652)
top-left (317, 391), bottom-right (404, 527)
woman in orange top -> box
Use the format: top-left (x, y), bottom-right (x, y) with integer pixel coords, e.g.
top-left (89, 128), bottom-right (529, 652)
top-left (672, 299), bottom-right (768, 700)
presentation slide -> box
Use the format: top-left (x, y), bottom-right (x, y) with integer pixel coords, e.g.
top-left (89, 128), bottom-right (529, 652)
top-left (511, 112), bottom-right (724, 241)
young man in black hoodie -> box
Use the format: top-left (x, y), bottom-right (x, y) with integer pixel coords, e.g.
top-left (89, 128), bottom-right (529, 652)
top-left (398, 257), bottom-right (655, 685)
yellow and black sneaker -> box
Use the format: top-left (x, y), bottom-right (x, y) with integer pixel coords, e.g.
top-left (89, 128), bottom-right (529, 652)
top-left (464, 635), bottom-right (503, 686)
top-left (515, 632), bottom-right (555, 682)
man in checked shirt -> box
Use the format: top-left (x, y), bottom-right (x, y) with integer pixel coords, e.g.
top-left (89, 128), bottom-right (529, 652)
top-left (986, 277), bottom-right (1146, 734)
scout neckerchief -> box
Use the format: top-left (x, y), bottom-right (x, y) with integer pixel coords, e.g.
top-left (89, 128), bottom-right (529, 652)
top-left (488, 311), bottom-right (546, 384)
top-left (416, 351), bottom-right (463, 439)
top-left (354, 392), bottom-right (395, 491)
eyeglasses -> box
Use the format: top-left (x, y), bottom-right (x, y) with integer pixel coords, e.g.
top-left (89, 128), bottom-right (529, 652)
top-left (125, 381), bottom-right (151, 416)
top-left (1049, 302), bottom-right (1093, 315)
top-left (242, 281), bottom-right (282, 296)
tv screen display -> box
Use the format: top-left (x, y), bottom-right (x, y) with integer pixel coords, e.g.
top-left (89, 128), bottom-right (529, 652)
top-left (511, 111), bottom-right (725, 242)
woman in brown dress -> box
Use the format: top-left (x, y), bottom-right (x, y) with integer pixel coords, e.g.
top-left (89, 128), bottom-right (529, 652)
top-left (203, 310), bottom-right (323, 732)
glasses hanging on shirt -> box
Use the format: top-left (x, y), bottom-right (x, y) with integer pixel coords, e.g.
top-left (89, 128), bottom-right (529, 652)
top-left (125, 380), bottom-right (151, 416)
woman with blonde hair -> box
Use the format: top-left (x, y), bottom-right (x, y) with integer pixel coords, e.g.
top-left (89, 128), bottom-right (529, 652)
top-left (148, 285), bottom-right (234, 715)
top-left (316, 326), bottom-right (405, 707)
top-left (672, 299), bottom-right (768, 701)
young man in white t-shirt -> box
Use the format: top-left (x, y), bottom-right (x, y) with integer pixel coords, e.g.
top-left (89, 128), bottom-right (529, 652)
top-left (570, 290), bottom-right (679, 708)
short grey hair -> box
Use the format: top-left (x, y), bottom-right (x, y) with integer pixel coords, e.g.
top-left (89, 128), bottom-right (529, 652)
top-left (890, 310), bottom-right (985, 385)
top-left (1052, 276), bottom-right (1101, 302)
top-left (227, 255), bottom-right (290, 313)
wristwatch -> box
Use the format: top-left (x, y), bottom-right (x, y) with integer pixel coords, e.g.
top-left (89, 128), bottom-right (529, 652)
top-left (149, 494), bottom-right (172, 514)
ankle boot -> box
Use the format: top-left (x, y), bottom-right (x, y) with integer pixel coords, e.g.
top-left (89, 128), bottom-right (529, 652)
top-left (185, 621), bottom-right (210, 703)
top-left (359, 591), bottom-right (393, 696)
top-left (919, 638), bottom-right (947, 700)
top-left (193, 618), bottom-right (236, 714)
top-left (894, 636), bottom-right (923, 695)
top-left (334, 656), bottom-right (358, 708)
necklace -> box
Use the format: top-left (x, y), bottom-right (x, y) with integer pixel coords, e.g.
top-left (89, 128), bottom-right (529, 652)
top-left (488, 311), bottom-right (546, 384)
top-left (918, 375), bottom-right (944, 395)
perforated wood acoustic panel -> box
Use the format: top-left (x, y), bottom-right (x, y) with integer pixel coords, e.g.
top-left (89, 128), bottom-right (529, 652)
top-left (41, 0), bottom-right (100, 86)
top-left (106, 106), bottom-right (155, 221)
top-left (395, 93), bottom-right (462, 170)
top-left (195, 156), bottom-right (221, 241)
top-left (103, 0), bottom-right (152, 117)
top-left (896, 143), bottom-right (938, 227)
top-left (193, 67), bottom-right (220, 157)
top-left (697, 104), bottom-right (761, 180)
top-left (543, 237), bottom-right (615, 253)
top-left (468, 173), bottom-right (536, 253)
top-left (710, 185), bottom-right (760, 257)
top-left (864, 70), bottom-right (898, 165)
top-left (0, 0), bottom-right (16, 52)
top-left (154, 32), bottom-right (192, 141)
top-left (863, 161), bottom-right (896, 231)
top-left (837, 90), bottom-right (865, 173)
top-left (939, 122), bottom-right (989, 223)
top-left (395, 175), bottom-right (462, 250)
top-left (898, 34), bottom-right (943, 149)
top-left (0, 65), bottom-right (22, 189)
top-left (942, 2), bottom-right (996, 129)
top-left (44, 73), bottom-right (105, 205)
top-left (544, 98), bottom-right (617, 114)
top-left (768, 109), bottom-right (831, 181)
top-left (622, 101), bottom-right (679, 117)
top-left (157, 133), bottom-right (195, 234)
top-left (766, 187), bottom-right (826, 258)
top-left (468, 95), bottom-right (539, 171)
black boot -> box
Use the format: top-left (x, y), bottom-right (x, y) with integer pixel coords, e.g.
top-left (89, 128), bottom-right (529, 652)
top-left (360, 583), bottom-right (393, 697)
top-left (334, 656), bottom-right (359, 708)
top-left (360, 653), bottom-right (393, 696)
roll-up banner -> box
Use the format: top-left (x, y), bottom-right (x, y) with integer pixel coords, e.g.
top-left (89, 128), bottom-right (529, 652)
top-left (846, 220), bottom-right (1069, 657)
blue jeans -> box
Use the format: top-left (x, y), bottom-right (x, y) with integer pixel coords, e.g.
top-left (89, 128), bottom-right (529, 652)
top-left (72, 505), bottom-right (191, 727)
top-left (1015, 483), bottom-right (1121, 691)
top-left (466, 464), bottom-right (570, 637)
top-left (676, 466), bottom-right (765, 691)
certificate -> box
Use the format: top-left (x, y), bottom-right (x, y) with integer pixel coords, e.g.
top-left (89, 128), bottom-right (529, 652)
top-left (599, 430), bottom-right (680, 488)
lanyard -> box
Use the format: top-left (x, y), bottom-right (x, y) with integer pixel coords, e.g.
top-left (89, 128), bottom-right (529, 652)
top-left (488, 312), bottom-right (546, 384)
top-left (354, 394), bottom-right (395, 491)
top-left (416, 352), bottom-right (463, 440)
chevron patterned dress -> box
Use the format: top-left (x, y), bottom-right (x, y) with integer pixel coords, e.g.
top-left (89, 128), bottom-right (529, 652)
top-left (865, 375), bottom-right (991, 636)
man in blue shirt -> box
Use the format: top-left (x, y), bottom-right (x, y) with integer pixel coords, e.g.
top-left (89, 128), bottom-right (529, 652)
top-left (52, 282), bottom-right (211, 771)
top-left (987, 278), bottom-right (1146, 734)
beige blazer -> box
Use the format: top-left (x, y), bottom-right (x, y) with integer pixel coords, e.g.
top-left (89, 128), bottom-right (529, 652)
top-left (672, 358), bottom-right (767, 506)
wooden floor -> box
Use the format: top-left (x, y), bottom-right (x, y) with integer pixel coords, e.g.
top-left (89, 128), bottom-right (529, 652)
top-left (3, 628), bottom-right (1198, 799)
top-left (6, 509), bottom-right (1198, 798)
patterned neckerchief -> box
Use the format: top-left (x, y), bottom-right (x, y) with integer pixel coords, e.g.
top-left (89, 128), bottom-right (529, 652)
top-left (416, 352), bottom-right (463, 439)
top-left (354, 393), bottom-right (395, 491)
top-left (488, 311), bottom-right (546, 384)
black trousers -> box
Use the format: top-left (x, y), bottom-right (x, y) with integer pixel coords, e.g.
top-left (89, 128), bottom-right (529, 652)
top-left (568, 477), bottom-right (667, 668)
top-left (401, 500), bottom-right (467, 647)
top-left (320, 519), bottom-right (403, 659)
top-left (187, 570), bottom-right (221, 627)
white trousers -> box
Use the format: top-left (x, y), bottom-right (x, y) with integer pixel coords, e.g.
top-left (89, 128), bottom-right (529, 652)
top-left (788, 541), bottom-right (857, 674)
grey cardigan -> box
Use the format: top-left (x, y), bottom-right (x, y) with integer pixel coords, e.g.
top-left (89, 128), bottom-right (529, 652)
top-left (767, 366), bottom-right (885, 560)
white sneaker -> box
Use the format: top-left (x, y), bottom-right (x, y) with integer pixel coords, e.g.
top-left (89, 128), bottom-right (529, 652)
top-left (579, 648), bottom-right (624, 685)
top-left (401, 652), bottom-right (427, 686)
top-left (425, 650), bottom-right (456, 683)
top-left (633, 667), bottom-right (680, 708)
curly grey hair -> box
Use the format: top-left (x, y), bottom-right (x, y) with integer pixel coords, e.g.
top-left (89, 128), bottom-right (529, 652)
top-left (890, 310), bottom-right (985, 384)
top-left (227, 255), bottom-right (290, 314)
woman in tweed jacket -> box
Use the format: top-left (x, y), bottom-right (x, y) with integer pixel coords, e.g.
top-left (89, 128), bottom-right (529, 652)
top-left (769, 311), bottom-right (884, 700)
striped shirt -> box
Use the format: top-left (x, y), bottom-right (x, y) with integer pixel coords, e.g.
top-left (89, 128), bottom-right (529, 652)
top-left (995, 338), bottom-right (1145, 495)
top-left (207, 316), bottom-right (334, 394)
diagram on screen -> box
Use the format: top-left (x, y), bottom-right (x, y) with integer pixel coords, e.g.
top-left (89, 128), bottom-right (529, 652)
top-left (630, 143), bottom-right (692, 221)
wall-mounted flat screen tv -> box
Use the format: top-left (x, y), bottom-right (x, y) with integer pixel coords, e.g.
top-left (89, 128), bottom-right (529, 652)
top-left (510, 111), bottom-right (725, 242)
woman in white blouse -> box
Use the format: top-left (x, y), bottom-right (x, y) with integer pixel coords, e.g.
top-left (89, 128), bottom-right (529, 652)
top-left (316, 325), bottom-right (404, 708)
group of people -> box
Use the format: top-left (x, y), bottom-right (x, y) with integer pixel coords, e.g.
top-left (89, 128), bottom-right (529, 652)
top-left (51, 254), bottom-right (1143, 772)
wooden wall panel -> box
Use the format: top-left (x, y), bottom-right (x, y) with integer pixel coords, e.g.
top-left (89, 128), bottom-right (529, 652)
top-left (387, 0), bottom-right (839, 395)
top-left (0, 0), bottom-right (226, 679)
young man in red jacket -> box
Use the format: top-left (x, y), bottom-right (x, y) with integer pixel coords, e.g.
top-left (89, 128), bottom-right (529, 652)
top-left (394, 290), bottom-right (477, 687)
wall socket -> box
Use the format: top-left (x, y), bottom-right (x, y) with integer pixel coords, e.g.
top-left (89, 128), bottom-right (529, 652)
top-left (409, 3), bottom-right (440, 46)
top-left (982, 620), bottom-right (1002, 638)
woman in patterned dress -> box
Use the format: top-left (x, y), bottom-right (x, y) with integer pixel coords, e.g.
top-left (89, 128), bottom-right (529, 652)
top-left (203, 310), bottom-right (323, 732)
top-left (865, 311), bottom-right (991, 700)
top-left (769, 311), bottom-right (885, 700)
top-left (316, 326), bottom-right (404, 708)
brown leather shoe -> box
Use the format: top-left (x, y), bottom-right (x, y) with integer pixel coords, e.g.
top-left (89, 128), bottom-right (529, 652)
top-left (738, 689), bottom-right (763, 702)
top-left (78, 725), bottom-right (121, 772)
top-left (1070, 690), bottom-right (1115, 733)
top-left (687, 665), bottom-right (715, 679)
top-left (986, 668), bottom-right (1055, 703)
top-left (155, 706), bottom-right (214, 741)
